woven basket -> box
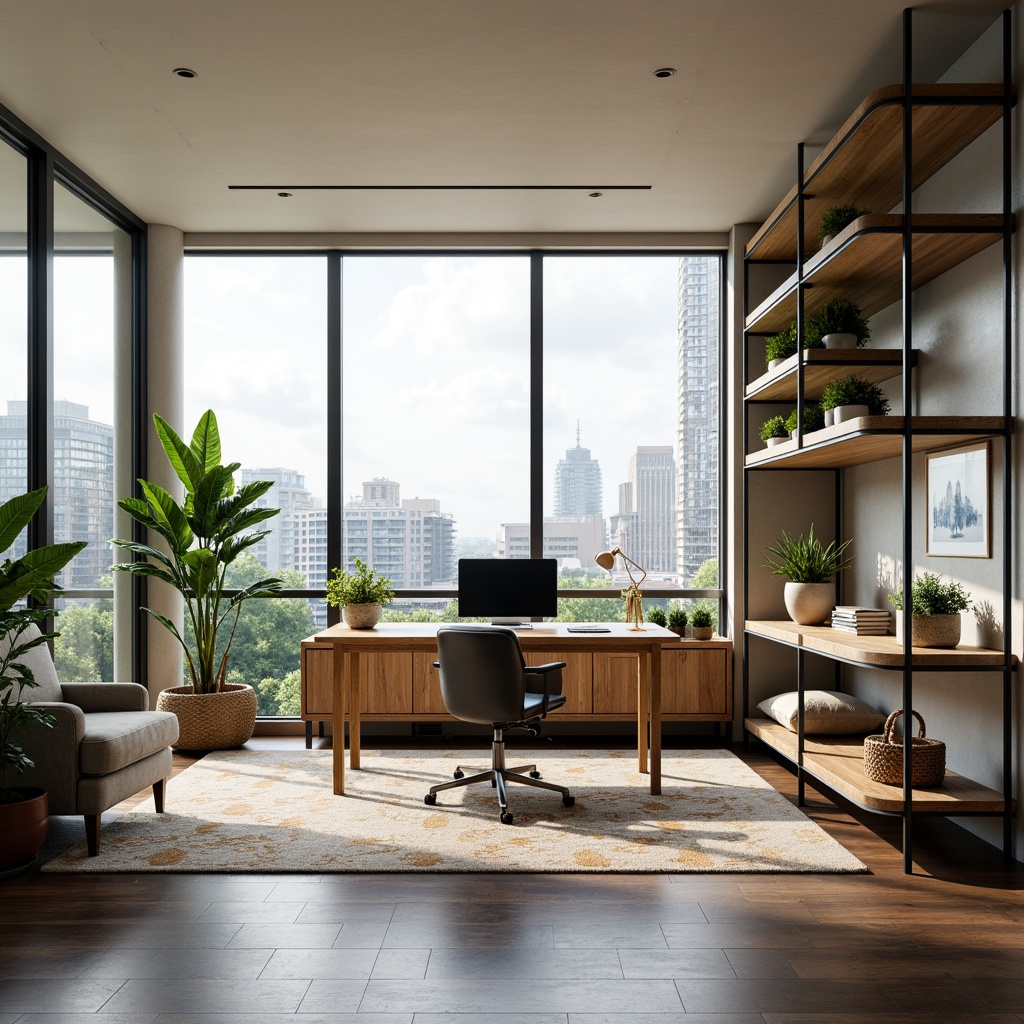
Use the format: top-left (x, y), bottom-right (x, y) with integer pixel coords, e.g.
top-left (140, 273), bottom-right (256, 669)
top-left (863, 709), bottom-right (945, 787)
top-left (157, 683), bottom-right (257, 751)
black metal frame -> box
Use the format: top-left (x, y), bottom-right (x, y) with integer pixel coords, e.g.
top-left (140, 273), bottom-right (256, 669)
top-left (741, 8), bottom-right (1015, 873)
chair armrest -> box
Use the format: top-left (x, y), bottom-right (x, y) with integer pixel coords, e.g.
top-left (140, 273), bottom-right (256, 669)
top-left (19, 703), bottom-right (87, 811)
top-left (525, 661), bottom-right (566, 715)
top-left (60, 682), bottom-right (150, 713)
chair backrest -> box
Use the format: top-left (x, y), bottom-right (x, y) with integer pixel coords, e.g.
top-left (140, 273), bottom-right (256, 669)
top-left (0, 622), bottom-right (63, 703)
top-left (435, 625), bottom-right (527, 726)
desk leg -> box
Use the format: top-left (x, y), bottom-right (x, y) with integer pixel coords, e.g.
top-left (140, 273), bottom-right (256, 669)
top-left (332, 648), bottom-right (346, 795)
top-left (637, 654), bottom-right (648, 775)
top-left (349, 651), bottom-right (361, 770)
top-left (649, 643), bottom-right (662, 796)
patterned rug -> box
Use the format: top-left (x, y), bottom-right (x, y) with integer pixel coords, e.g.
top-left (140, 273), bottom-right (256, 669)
top-left (42, 748), bottom-right (866, 873)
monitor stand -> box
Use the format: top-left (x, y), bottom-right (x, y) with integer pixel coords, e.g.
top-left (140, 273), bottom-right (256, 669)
top-left (491, 619), bottom-right (533, 628)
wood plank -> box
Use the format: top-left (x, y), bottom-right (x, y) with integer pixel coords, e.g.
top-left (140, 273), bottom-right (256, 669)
top-left (363, 652), bottom-right (414, 714)
top-left (746, 717), bottom-right (1014, 814)
top-left (593, 651), bottom-right (641, 714)
top-left (412, 651), bottom-right (444, 714)
top-left (746, 84), bottom-right (1007, 262)
top-left (745, 620), bottom-right (1016, 668)
top-left (300, 643), bottom-right (334, 716)
top-left (747, 214), bottom-right (1006, 335)
top-left (662, 647), bottom-right (729, 715)
top-left (746, 347), bottom-right (913, 401)
top-left (745, 415), bottom-right (1007, 469)
top-left (525, 650), bottom-right (594, 714)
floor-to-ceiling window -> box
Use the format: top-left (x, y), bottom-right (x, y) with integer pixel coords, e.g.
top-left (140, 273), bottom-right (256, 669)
top-left (183, 249), bottom-right (724, 715)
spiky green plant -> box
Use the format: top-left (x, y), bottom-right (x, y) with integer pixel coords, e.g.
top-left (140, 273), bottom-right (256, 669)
top-left (763, 524), bottom-right (853, 583)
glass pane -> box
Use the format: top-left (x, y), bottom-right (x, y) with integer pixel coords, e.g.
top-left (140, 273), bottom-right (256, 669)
top-left (53, 185), bottom-right (127, 595)
top-left (342, 255), bottom-right (530, 619)
top-left (184, 255), bottom-right (328, 713)
top-left (52, 595), bottom-right (113, 681)
top-left (0, 141), bottom-right (28, 555)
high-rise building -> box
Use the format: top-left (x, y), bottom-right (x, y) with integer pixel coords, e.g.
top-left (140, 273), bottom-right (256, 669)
top-left (0, 400), bottom-right (113, 589)
top-left (240, 467), bottom-right (313, 574)
top-left (553, 423), bottom-right (603, 518)
top-left (497, 515), bottom-right (606, 572)
top-left (615, 446), bottom-right (676, 573)
top-left (676, 255), bottom-right (720, 586)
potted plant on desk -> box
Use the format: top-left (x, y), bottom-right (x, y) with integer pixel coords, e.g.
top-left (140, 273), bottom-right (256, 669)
top-left (326, 557), bottom-right (395, 629)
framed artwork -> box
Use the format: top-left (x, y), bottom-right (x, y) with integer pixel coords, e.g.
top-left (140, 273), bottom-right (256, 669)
top-left (925, 441), bottom-right (990, 558)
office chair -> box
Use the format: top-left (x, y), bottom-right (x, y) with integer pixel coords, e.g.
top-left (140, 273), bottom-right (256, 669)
top-left (424, 625), bottom-right (575, 824)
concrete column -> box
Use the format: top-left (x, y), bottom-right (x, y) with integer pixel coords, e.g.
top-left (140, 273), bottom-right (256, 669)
top-left (144, 224), bottom-right (185, 702)
top-left (112, 228), bottom-right (133, 682)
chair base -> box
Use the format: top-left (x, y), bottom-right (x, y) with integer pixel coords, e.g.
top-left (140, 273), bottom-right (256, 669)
top-left (424, 729), bottom-right (574, 824)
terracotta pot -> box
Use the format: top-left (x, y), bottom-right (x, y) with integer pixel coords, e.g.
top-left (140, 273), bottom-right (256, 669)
top-left (157, 683), bottom-right (257, 751)
top-left (691, 626), bottom-right (713, 641)
top-left (784, 581), bottom-right (835, 625)
top-left (912, 613), bottom-right (961, 649)
top-left (343, 603), bottom-right (382, 629)
top-left (668, 626), bottom-right (687, 639)
top-left (0, 787), bottom-right (48, 872)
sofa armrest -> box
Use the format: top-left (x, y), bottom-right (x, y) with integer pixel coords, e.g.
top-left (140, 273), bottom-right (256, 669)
top-left (19, 703), bottom-right (87, 812)
top-left (60, 682), bottom-right (150, 713)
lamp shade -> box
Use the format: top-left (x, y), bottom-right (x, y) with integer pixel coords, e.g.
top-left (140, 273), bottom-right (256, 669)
top-left (594, 549), bottom-right (618, 571)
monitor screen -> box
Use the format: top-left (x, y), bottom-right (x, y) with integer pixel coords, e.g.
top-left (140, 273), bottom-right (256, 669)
top-left (457, 558), bottom-right (558, 624)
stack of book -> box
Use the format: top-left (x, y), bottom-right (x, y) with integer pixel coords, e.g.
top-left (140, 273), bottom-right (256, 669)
top-left (831, 606), bottom-right (891, 635)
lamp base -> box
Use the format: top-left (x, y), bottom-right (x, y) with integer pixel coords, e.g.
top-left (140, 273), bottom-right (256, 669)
top-left (626, 624), bottom-right (647, 631)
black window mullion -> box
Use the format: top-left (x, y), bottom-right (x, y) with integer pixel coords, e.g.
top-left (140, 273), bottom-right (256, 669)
top-left (529, 252), bottom-right (544, 560)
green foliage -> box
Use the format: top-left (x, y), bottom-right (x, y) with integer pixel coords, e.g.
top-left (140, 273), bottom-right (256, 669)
top-left (764, 322), bottom-right (798, 364)
top-left (646, 606), bottom-right (667, 627)
top-left (326, 557), bottom-right (395, 607)
top-left (690, 606), bottom-right (713, 628)
top-left (759, 415), bottom-right (788, 442)
top-left (111, 410), bottom-right (284, 695)
top-left (764, 524), bottom-right (853, 583)
top-left (0, 487), bottom-right (87, 797)
top-left (805, 299), bottom-right (870, 347)
top-left (888, 572), bottom-right (972, 616)
top-left (52, 601), bottom-right (113, 682)
top-left (819, 204), bottom-right (870, 241)
top-left (785, 403), bottom-right (825, 436)
top-left (689, 557), bottom-right (718, 589)
top-left (667, 607), bottom-right (688, 629)
top-left (819, 374), bottom-right (891, 415)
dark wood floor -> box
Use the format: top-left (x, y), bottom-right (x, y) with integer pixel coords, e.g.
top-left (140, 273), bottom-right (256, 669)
top-left (2, 736), bottom-right (1023, 1023)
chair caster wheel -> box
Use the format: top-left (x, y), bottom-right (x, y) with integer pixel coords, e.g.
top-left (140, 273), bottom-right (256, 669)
top-left (500, 811), bottom-right (514, 825)
top-left (563, 795), bottom-right (575, 807)
top-left (424, 793), bottom-right (437, 806)
top-left (453, 770), bottom-right (464, 780)
top-left (529, 771), bottom-right (541, 779)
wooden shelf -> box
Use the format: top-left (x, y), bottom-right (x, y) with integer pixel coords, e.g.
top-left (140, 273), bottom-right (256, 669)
top-left (747, 214), bottom-right (1006, 335)
top-left (746, 348), bottom-right (914, 402)
top-left (746, 84), bottom-right (1008, 263)
top-left (745, 620), bottom-right (1016, 668)
top-left (745, 415), bottom-right (1008, 469)
top-left (746, 717), bottom-right (1014, 814)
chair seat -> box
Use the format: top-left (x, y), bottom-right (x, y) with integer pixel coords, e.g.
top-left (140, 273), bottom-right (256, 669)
top-left (80, 711), bottom-right (180, 776)
top-left (522, 691), bottom-right (566, 721)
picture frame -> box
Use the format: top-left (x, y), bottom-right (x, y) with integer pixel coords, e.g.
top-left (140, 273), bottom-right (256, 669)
top-left (925, 440), bottom-right (990, 558)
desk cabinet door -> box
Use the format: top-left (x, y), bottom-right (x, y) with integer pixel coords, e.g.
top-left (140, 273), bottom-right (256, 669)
top-left (362, 653), bottom-right (414, 714)
top-left (412, 653), bottom-right (445, 714)
top-left (524, 651), bottom-right (593, 714)
top-left (662, 648), bottom-right (730, 715)
top-left (301, 645), bottom-right (334, 716)
top-left (592, 653), bottom-right (641, 714)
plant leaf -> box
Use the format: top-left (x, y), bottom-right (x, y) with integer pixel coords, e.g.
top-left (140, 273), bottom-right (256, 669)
top-left (0, 487), bottom-right (46, 555)
top-left (154, 413), bottom-right (204, 492)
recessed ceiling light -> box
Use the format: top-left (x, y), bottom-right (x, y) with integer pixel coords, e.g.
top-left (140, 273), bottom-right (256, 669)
top-left (173, 68), bottom-right (197, 79)
top-left (653, 67), bottom-right (676, 78)
top-left (588, 192), bottom-right (603, 198)
top-left (277, 192), bottom-right (294, 198)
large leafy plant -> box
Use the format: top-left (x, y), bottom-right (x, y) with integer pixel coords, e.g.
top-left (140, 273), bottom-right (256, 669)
top-left (0, 487), bottom-right (86, 799)
top-left (764, 524), bottom-right (853, 583)
top-left (112, 411), bottom-right (283, 695)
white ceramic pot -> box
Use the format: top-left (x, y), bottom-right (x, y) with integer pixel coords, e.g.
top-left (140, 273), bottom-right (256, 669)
top-left (768, 358), bottom-right (783, 371)
top-left (766, 436), bottom-right (786, 447)
top-left (823, 408), bottom-right (835, 427)
top-left (823, 332), bottom-right (858, 349)
top-left (833, 403), bottom-right (870, 423)
top-left (784, 581), bottom-right (835, 626)
top-left (343, 602), bottom-right (382, 629)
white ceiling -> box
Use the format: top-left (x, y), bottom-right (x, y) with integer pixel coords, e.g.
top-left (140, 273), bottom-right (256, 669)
top-left (0, 0), bottom-right (1007, 237)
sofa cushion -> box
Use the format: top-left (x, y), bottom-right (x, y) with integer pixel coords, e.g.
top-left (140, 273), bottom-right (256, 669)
top-left (756, 689), bottom-right (886, 735)
top-left (79, 711), bottom-right (179, 776)
top-left (1, 623), bottom-right (63, 703)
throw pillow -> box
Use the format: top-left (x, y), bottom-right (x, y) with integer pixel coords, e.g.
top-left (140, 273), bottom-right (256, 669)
top-left (756, 689), bottom-right (886, 735)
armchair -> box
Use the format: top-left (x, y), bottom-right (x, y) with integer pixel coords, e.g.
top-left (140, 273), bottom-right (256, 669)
top-left (4, 625), bottom-right (179, 856)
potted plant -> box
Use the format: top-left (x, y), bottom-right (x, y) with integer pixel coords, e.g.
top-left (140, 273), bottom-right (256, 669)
top-left (764, 524), bottom-right (853, 625)
top-left (820, 374), bottom-right (891, 425)
top-left (889, 572), bottom-right (972, 648)
top-left (805, 299), bottom-right (871, 350)
top-left (112, 410), bottom-right (284, 750)
top-left (765, 322), bottom-right (798, 369)
top-left (0, 487), bottom-right (86, 871)
top-left (818, 204), bottom-right (870, 248)
top-left (690, 605), bottom-right (714, 640)
top-left (759, 414), bottom-right (789, 447)
top-left (667, 606), bottom-right (688, 638)
top-left (785, 402), bottom-right (825, 441)
top-left (326, 556), bottom-right (395, 629)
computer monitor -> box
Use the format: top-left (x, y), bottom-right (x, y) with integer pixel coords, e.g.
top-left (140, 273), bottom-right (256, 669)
top-left (457, 558), bottom-right (558, 625)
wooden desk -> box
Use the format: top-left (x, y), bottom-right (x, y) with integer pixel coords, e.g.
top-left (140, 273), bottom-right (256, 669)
top-left (314, 622), bottom-right (676, 796)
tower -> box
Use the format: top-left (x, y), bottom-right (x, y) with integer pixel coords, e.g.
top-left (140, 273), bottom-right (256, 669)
top-left (553, 422), bottom-right (603, 518)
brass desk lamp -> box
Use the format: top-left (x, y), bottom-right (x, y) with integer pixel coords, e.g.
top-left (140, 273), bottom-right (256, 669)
top-left (595, 547), bottom-right (647, 630)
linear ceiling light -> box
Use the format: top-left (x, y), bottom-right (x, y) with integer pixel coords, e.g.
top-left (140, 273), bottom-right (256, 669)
top-left (228, 184), bottom-right (652, 191)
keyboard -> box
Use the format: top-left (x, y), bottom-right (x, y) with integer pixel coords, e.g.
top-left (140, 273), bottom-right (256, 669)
top-left (566, 625), bottom-right (611, 633)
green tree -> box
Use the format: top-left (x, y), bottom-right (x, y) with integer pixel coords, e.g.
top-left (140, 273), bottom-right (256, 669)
top-left (52, 601), bottom-right (114, 682)
top-left (689, 557), bottom-right (719, 589)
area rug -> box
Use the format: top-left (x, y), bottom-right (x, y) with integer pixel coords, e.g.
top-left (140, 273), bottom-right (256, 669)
top-left (42, 748), bottom-right (866, 873)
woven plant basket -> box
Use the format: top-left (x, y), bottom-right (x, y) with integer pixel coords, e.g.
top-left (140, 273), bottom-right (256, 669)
top-left (863, 709), bottom-right (945, 787)
top-left (157, 683), bottom-right (257, 751)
